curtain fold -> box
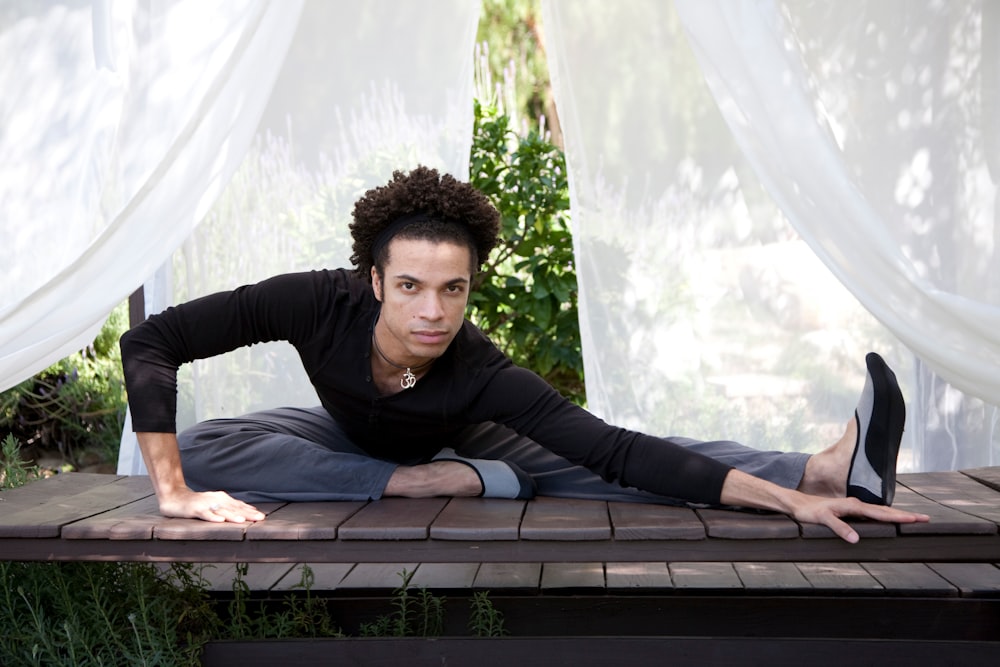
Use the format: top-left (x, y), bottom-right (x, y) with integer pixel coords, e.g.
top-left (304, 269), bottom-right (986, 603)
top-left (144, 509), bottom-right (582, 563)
top-left (0, 0), bottom-right (303, 391)
top-left (543, 0), bottom-right (998, 469)
top-left (674, 0), bottom-right (1000, 406)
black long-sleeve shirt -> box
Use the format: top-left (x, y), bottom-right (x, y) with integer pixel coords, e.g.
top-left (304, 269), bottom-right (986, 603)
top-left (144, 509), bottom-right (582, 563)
top-left (120, 268), bottom-right (732, 504)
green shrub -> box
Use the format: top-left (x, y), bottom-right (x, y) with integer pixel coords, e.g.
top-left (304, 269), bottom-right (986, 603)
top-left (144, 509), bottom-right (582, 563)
top-left (0, 303), bottom-right (128, 472)
top-left (1, 434), bottom-right (38, 489)
top-left (0, 562), bottom-right (216, 667)
top-left (468, 69), bottom-right (584, 404)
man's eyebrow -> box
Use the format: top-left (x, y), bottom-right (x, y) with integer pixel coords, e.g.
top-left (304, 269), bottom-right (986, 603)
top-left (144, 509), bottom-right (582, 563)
top-left (393, 274), bottom-right (470, 286)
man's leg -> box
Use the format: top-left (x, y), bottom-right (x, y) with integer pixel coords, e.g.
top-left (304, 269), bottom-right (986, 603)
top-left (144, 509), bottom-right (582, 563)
top-left (179, 406), bottom-right (397, 503)
top-left (180, 406), bottom-right (519, 502)
top-left (449, 423), bottom-right (810, 505)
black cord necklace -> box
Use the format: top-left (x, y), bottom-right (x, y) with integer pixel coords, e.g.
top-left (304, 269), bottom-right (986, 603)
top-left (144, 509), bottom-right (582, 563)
top-left (371, 332), bottom-right (434, 389)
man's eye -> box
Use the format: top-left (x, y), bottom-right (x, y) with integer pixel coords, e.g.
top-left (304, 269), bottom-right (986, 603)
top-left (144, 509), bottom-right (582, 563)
top-left (401, 282), bottom-right (415, 290)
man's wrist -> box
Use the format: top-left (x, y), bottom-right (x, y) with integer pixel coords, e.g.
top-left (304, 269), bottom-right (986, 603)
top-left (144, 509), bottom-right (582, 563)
top-left (721, 468), bottom-right (805, 515)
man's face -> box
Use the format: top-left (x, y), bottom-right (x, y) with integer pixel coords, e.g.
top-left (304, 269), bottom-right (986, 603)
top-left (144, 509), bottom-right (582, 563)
top-left (371, 237), bottom-right (472, 364)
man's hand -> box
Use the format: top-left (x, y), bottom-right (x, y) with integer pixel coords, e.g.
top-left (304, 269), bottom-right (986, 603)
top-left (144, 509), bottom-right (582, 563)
top-left (136, 431), bottom-right (265, 523)
top-left (720, 468), bottom-right (929, 543)
top-left (786, 494), bottom-right (929, 544)
top-left (158, 487), bottom-right (266, 524)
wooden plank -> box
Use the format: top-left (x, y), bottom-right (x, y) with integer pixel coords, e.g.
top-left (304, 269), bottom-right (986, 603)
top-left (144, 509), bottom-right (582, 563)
top-left (860, 562), bottom-right (958, 596)
top-left (0, 472), bottom-right (122, 511)
top-left (695, 508), bottom-right (799, 539)
top-left (337, 498), bottom-right (449, 540)
top-left (245, 501), bottom-right (365, 540)
top-left (61, 494), bottom-right (165, 540)
top-left (272, 563), bottom-right (355, 591)
top-left (520, 497), bottom-right (611, 541)
top-left (201, 637), bottom-right (1000, 666)
top-left (796, 563), bottom-right (883, 591)
top-left (195, 562), bottom-right (296, 592)
top-left (429, 498), bottom-right (524, 540)
top-left (962, 466), bottom-right (1000, 493)
top-left (540, 562), bottom-right (605, 590)
top-left (180, 563), bottom-right (238, 591)
top-left (135, 533), bottom-right (996, 564)
top-left (605, 562), bottom-right (673, 589)
top-left (338, 562), bottom-right (419, 590)
top-left (927, 563), bottom-right (1000, 597)
top-left (800, 519), bottom-right (897, 539)
top-left (734, 562), bottom-right (812, 591)
top-left (5, 528), bottom-right (1000, 564)
top-left (473, 562), bottom-right (541, 590)
top-left (669, 562), bottom-right (742, 589)
top-left (899, 471), bottom-right (1000, 527)
top-left (0, 475), bottom-right (153, 538)
top-left (890, 485), bottom-right (996, 535)
top-left (154, 503), bottom-right (283, 542)
top-left (608, 502), bottom-right (706, 540)
top-left (241, 562), bottom-right (299, 591)
top-left (408, 562), bottom-right (480, 589)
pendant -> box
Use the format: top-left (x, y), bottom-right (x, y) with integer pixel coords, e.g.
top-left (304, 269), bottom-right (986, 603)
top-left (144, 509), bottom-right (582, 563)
top-left (401, 368), bottom-right (417, 389)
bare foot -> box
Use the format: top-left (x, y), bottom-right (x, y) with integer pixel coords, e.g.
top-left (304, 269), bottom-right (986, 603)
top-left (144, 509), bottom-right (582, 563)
top-left (798, 417), bottom-right (857, 497)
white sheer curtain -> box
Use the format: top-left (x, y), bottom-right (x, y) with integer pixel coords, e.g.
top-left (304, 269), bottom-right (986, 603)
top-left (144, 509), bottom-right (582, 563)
top-left (0, 0), bottom-right (301, 392)
top-left (543, 0), bottom-right (998, 470)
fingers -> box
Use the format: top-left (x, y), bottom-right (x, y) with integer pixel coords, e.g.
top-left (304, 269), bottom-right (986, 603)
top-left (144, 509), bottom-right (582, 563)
top-left (200, 493), bottom-right (266, 523)
top-left (822, 511), bottom-right (859, 544)
top-left (802, 496), bottom-right (931, 544)
top-left (843, 497), bottom-right (930, 524)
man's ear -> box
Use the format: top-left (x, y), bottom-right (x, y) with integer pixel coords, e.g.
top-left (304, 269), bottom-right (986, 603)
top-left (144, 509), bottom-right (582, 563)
top-left (371, 266), bottom-right (383, 302)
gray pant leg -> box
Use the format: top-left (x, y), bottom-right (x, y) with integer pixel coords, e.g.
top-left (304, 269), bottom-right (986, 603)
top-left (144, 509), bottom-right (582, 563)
top-left (451, 423), bottom-right (810, 505)
top-left (178, 406), bottom-right (397, 503)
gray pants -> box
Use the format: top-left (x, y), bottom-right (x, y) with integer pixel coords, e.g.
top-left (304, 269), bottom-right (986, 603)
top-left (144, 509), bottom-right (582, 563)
top-left (178, 406), bottom-right (810, 505)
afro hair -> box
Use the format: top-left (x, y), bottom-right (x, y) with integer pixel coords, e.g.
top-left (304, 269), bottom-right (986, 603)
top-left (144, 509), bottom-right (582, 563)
top-left (349, 166), bottom-right (501, 282)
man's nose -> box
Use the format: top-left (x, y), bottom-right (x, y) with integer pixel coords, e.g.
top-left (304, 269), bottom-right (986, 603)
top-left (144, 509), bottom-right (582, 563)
top-left (419, 292), bottom-right (445, 320)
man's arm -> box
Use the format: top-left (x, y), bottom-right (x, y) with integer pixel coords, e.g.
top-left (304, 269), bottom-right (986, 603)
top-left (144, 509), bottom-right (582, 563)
top-left (137, 432), bottom-right (265, 523)
top-left (719, 468), bottom-right (929, 543)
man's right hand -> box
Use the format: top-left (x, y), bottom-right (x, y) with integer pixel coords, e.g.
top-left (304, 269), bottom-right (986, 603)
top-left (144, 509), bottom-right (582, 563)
top-left (158, 487), bottom-right (266, 523)
top-left (137, 431), bottom-right (265, 523)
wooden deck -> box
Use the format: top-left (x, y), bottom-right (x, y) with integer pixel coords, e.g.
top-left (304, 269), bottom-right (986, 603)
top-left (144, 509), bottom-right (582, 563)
top-left (5, 468), bottom-right (1000, 661)
top-left (1, 467), bottom-right (999, 565)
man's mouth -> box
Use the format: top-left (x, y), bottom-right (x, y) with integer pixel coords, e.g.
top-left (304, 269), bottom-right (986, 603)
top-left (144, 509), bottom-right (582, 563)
top-left (413, 331), bottom-right (449, 345)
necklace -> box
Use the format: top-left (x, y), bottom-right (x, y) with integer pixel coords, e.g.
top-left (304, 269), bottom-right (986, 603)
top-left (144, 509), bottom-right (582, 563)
top-left (371, 332), bottom-right (434, 389)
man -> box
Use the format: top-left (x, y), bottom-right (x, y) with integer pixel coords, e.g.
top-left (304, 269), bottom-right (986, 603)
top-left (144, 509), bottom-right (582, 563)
top-left (121, 166), bottom-right (928, 542)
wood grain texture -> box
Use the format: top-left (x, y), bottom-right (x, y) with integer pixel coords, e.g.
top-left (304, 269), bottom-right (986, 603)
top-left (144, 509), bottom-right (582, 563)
top-left (337, 498), bottom-right (449, 540)
top-left (669, 562), bottom-right (742, 589)
top-left (608, 502), bottom-right (706, 540)
top-left (473, 562), bottom-right (541, 590)
top-left (605, 561), bottom-right (673, 589)
top-left (860, 562), bottom-right (957, 596)
top-left (733, 562), bottom-right (812, 590)
top-left (520, 497), bottom-right (611, 541)
top-left (899, 471), bottom-right (1000, 526)
top-left (429, 498), bottom-right (525, 540)
top-left (0, 474), bottom-right (144, 538)
top-left (796, 563), bottom-right (882, 591)
top-left (245, 502), bottom-right (365, 540)
top-left (696, 508), bottom-right (799, 539)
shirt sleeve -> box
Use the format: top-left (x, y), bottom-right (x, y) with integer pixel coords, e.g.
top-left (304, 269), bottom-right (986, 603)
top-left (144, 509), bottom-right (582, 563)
top-left (120, 271), bottom-right (335, 433)
top-left (475, 365), bottom-right (733, 505)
